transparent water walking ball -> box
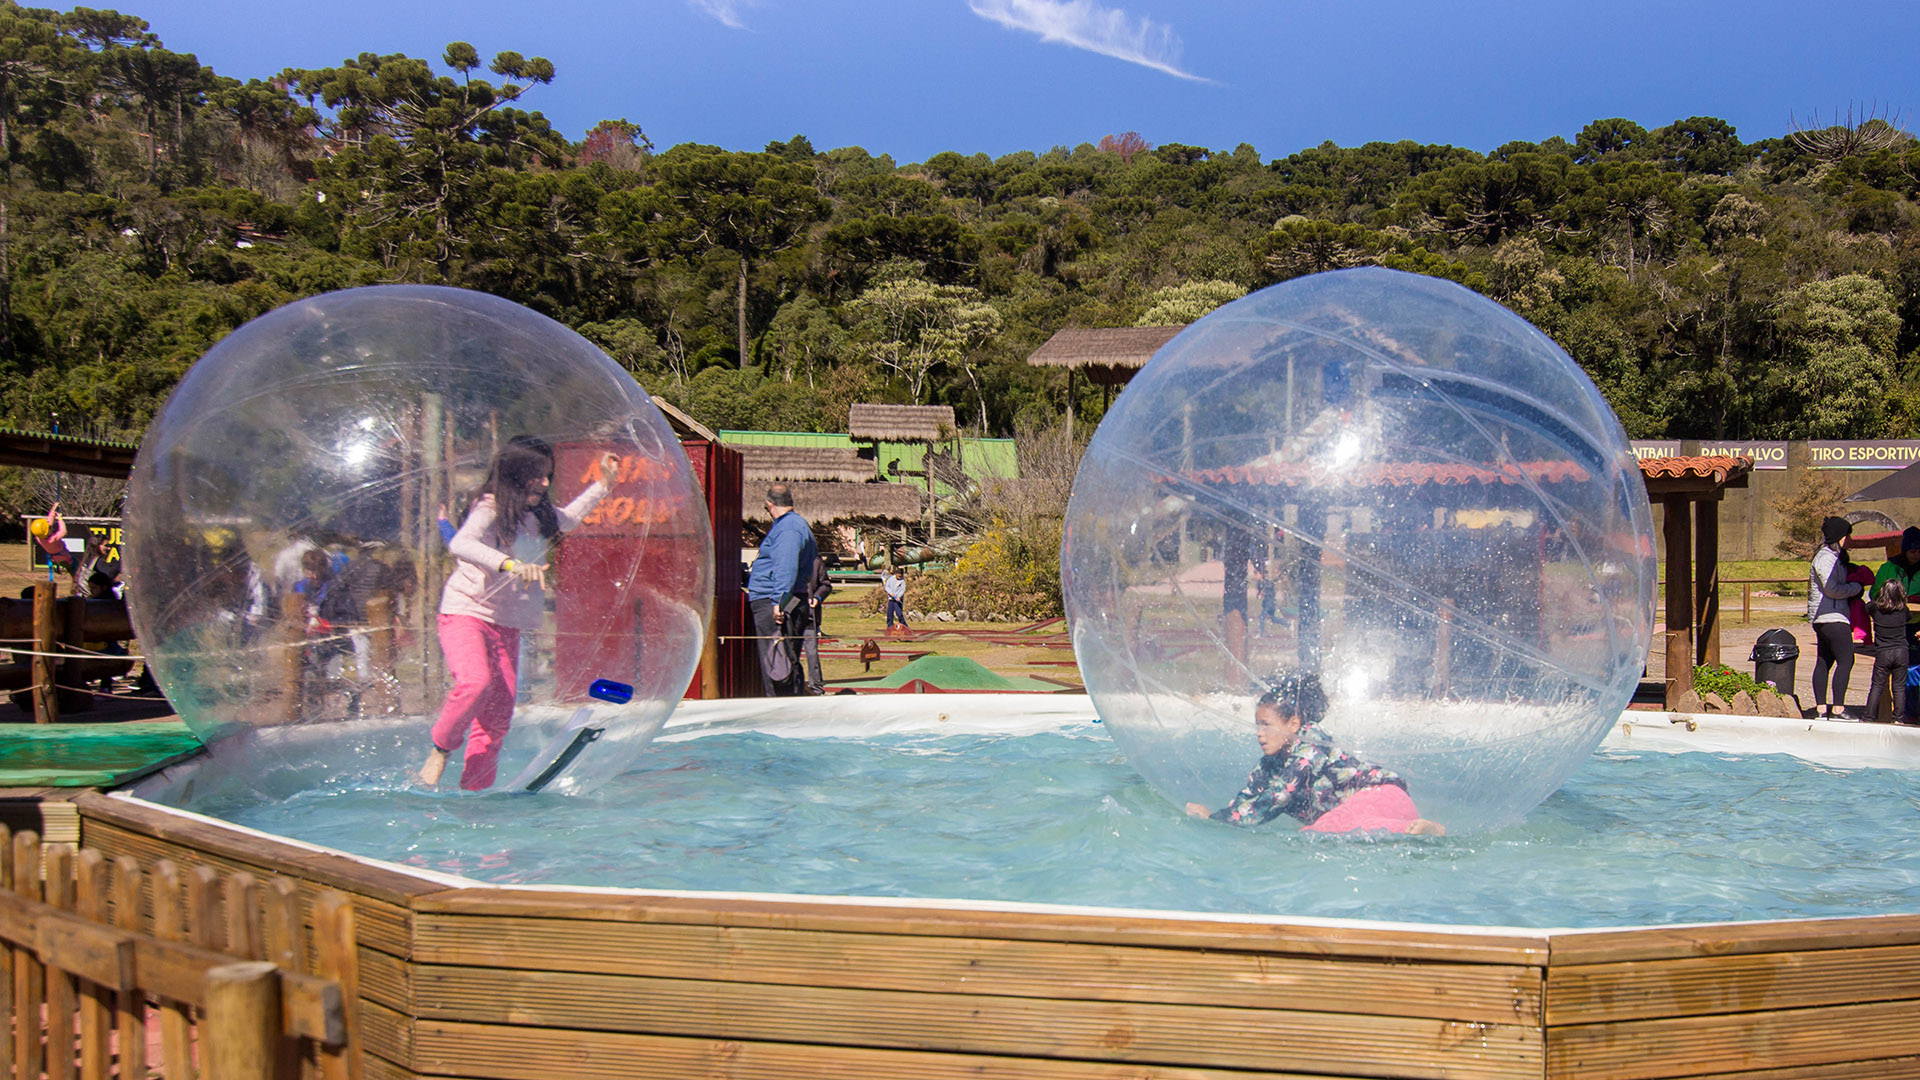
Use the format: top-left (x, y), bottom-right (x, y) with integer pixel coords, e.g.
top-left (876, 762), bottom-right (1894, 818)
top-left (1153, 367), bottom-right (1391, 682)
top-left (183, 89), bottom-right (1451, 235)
top-left (124, 285), bottom-right (712, 794)
top-left (1063, 268), bottom-right (1656, 832)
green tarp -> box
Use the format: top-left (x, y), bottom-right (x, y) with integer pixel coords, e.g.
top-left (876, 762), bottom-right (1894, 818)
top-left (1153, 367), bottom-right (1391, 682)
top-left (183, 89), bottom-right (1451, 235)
top-left (0, 720), bottom-right (203, 787)
top-left (839, 655), bottom-right (1070, 693)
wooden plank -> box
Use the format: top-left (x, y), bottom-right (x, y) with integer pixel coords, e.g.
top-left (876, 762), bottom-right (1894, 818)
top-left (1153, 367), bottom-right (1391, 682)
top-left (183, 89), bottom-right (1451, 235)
top-left (45, 843), bottom-right (78, 1080)
top-left (1547, 1000), bottom-right (1920, 1080)
top-left (1549, 916), bottom-right (1920, 966)
top-left (1548, 944), bottom-right (1920, 1024)
top-left (412, 887), bottom-right (1550, 965)
top-left (75, 850), bottom-right (112, 1080)
top-left (74, 791), bottom-right (442, 907)
top-left (356, 945), bottom-right (412, 1013)
top-left (1642, 1057), bottom-right (1920, 1079)
top-left (110, 857), bottom-right (147, 1080)
top-left (0, 824), bottom-right (12, 1080)
top-left (407, 964), bottom-right (1542, 1080)
top-left (12, 831), bottom-right (43, 1080)
top-left (314, 890), bottom-right (364, 1080)
top-left (413, 913), bottom-right (1541, 1023)
top-left (359, 998), bottom-right (414, 1072)
top-left (82, 818), bottom-right (413, 958)
top-left (151, 861), bottom-right (195, 1080)
top-left (411, 1019), bottom-right (1398, 1080)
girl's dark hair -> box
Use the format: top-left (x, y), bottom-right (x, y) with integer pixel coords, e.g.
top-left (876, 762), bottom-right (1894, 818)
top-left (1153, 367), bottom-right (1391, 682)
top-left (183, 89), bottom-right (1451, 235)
top-left (1256, 670), bottom-right (1328, 725)
top-left (481, 435), bottom-right (559, 543)
top-left (1876, 578), bottom-right (1908, 614)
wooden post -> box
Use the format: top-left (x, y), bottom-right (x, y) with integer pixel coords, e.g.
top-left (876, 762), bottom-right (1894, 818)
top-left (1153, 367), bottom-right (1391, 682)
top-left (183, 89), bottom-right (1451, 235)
top-left (0, 824), bottom-right (12, 1080)
top-left (261, 878), bottom-right (307, 1080)
top-left (13, 830), bottom-right (44, 1079)
top-left (1296, 502), bottom-right (1325, 669)
top-left (1222, 525), bottom-right (1250, 683)
top-left (76, 849), bottom-right (112, 1080)
top-left (1743, 583), bottom-right (1751, 626)
top-left (364, 594), bottom-right (398, 716)
top-left (1663, 496), bottom-right (1695, 709)
top-left (280, 587), bottom-right (306, 725)
top-left (204, 961), bottom-right (280, 1080)
top-left (44, 843), bottom-right (75, 1080)
top-left (32, 580), bottom-right (57, 723)
top-left (153, 862), bottom-right (194, 1080)
top-left (1433, 597), bottom-right (1455, 697)
top-left (699, 620), bottom-right (721, 700)
top-left (313, 891), bottom-right (362, 1080)
top-left (110, 857), bottom-right (147, 1080)
top-left (1695, 497), bottom-right (1721, 667)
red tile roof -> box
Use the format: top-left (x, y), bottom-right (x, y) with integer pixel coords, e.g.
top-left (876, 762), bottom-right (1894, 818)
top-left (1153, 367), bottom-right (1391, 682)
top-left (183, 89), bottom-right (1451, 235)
top-left (1634, 454), bottom-right (1752, 484)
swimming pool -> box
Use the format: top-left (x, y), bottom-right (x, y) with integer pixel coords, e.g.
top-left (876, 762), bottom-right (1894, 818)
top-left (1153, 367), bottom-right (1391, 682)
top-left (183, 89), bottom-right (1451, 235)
top-left (128, 698), bottom-right (1920, 930)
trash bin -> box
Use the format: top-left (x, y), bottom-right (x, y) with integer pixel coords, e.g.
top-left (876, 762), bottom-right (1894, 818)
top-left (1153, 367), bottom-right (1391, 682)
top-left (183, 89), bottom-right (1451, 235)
top-left (1751, 628), bottom-right (1800, 694)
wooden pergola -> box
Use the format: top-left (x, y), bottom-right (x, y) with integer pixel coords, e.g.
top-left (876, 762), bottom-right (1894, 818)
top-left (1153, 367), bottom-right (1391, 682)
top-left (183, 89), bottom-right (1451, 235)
top-left (1639, 454), bottom-right (1753, 708)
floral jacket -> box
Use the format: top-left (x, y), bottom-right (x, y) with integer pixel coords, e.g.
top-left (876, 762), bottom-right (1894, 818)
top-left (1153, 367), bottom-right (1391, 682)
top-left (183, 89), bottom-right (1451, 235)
top-left (1211, 723), bottom-right (1405, 827)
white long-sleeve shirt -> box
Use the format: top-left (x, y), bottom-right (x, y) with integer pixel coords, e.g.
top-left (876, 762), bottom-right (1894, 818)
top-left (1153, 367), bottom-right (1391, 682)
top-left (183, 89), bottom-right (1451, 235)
top-left (439, 481), bottom-right (608, 630)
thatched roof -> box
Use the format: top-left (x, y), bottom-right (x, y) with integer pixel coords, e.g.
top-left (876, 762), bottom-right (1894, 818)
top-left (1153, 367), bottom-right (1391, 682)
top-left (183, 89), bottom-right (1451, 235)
top-left (848, 404), bottom-right (955, 443)
top-left (651, 396), bottom-right (719, 443)
top-left (741, 481), bottom-right (924, 526)
top-left (738, 444), bottom-right (874, 483)
top-left (1026, 326), bottom-right (1184, 378)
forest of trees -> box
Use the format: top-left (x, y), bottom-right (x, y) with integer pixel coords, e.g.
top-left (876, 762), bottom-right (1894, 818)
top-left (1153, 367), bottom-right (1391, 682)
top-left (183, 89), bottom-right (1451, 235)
top-left (2, 1), bottom-right (1919, 495)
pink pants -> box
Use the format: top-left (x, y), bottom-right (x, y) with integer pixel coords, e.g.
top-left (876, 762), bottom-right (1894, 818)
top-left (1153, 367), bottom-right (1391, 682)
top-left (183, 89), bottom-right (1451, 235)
top-left (1302, 784), bottom-right (1421, 834)
top-left (430, 614), bottom-right (520, 791)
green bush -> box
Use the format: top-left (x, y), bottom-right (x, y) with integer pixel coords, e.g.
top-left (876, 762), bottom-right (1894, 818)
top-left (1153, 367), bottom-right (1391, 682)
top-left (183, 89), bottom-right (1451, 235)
top-left (1693, 662), bottom-right (1771, 699)
top-left (864, 517), bottom-right (1064, 621)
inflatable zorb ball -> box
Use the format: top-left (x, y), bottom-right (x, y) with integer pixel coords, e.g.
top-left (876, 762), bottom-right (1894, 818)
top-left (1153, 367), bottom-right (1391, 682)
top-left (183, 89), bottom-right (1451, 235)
top-left (125, 285), bottom-right (712, 795)
top-left (1063, 268), bottom-right (1655, 832)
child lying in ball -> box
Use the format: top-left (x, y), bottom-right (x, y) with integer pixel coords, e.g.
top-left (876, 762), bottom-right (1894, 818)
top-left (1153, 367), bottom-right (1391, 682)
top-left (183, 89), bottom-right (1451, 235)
top-left (1185, 672), bottom-right (1446, 836)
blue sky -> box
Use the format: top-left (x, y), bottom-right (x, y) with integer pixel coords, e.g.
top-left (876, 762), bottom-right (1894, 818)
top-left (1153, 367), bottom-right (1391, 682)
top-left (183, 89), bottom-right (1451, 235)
top-left (123, 0), bottom-right (1920, 164)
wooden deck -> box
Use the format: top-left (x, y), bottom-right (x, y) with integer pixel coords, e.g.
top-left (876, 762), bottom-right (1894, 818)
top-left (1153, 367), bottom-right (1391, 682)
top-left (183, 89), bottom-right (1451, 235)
top-left (56, 789), bottom-right (1920, 1079)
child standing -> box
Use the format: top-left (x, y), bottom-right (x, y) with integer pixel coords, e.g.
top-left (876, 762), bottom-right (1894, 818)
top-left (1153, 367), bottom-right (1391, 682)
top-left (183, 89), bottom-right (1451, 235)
top-left (1863, 580), bottom-right (1910, 723)
top-left (1185, 672), bottom-right (1445, 835)
top-left (417, 437), bottom-right (615, 790)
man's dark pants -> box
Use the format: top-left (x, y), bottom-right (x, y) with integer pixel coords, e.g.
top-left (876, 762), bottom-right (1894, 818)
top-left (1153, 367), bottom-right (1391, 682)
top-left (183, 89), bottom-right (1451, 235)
top-left (749, 597), bottom-right (799, 697)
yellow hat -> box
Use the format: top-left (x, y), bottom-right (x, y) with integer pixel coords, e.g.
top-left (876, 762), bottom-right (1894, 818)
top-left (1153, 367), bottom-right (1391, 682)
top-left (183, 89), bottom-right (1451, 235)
top-left (29, 518), bottom-right (50, 538)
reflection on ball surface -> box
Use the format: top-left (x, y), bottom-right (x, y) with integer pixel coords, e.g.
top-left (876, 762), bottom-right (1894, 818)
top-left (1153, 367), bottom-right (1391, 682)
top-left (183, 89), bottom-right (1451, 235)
top-left (1063, 268), bottom-right (1655, 832)
top-left (125, 285), bottom-right (712, 794)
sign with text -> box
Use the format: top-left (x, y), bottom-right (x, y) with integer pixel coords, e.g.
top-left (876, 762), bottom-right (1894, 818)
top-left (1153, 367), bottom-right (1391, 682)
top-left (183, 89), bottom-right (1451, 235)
top-left (1697, 441), bottom-right (1788, 469)
top-left (1808, 441), bottom-right (1920, 470)
top-left (1629, 441), bottom-right (1680, 460)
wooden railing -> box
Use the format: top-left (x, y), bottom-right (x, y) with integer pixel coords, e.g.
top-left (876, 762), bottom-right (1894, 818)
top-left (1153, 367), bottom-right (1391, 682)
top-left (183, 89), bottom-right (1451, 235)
top-left (0, 823), bottom-right (359, 1080)
top-left (1659, 577), bottom-right (1801, 625)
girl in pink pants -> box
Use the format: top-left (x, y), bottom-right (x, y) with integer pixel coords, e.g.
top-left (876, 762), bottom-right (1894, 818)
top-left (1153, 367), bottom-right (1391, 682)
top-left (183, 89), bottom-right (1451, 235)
top-left (417, 437), bottom-right (614, 790)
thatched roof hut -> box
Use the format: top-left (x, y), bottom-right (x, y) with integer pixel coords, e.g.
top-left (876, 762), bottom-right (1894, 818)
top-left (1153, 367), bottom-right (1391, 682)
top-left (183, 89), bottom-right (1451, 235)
top-left (737, 444), bottom-right (874, 484)
top-left (1026, 326), bottom-right (1184, 386)
top-left (740, 481), bottom-right (924, 527)
top-left (848, 404), bottom-right (955, 443)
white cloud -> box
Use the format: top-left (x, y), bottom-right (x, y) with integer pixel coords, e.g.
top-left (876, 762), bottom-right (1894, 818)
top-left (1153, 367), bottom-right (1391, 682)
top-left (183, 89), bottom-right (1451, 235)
top-left (968, 0), bottom-right (1207, 82)
top-left (689, 0), bottom-right (754, 30)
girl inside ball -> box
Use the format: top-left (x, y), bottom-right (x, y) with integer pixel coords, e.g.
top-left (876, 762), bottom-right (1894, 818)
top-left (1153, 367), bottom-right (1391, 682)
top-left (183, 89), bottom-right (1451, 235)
top-left (1185, 671), bottom-right (1446, 835)
top-left (417, 436), bottom-right (617, 790)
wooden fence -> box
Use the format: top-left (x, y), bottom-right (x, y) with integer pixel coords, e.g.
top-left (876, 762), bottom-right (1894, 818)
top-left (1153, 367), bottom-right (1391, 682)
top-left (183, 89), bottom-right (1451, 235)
top-left (0, 823), bottom-right (359, 1080)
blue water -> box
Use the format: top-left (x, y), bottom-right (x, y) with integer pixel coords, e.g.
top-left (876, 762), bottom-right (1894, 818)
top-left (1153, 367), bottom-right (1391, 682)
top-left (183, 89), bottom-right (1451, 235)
top-left (203, 731), bottom-right (1920, 928)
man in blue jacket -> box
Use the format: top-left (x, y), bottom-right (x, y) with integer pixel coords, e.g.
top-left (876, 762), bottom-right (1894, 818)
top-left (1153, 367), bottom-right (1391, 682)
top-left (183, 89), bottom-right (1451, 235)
top-left (745, 484), bottom-right (818, 696)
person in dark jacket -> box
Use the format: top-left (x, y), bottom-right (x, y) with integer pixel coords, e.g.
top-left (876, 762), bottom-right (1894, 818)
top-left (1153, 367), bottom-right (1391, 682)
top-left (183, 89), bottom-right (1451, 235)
top-left (800, 553), bottom-right (832, 695)
top-left (1863, 579), bottom-right (1911, 723)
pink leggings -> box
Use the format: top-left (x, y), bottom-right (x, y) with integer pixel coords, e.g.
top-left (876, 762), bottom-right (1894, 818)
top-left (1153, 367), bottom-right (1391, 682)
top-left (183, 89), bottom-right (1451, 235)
top-left (430, 614), bottom-right (520, 791)
top-left (1302, 784), bottom-right (1421, 834)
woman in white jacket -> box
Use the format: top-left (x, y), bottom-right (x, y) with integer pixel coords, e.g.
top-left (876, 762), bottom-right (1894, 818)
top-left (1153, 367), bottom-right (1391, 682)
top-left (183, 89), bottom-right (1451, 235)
top-left (1807, 516), bottom-right (1864, 719)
